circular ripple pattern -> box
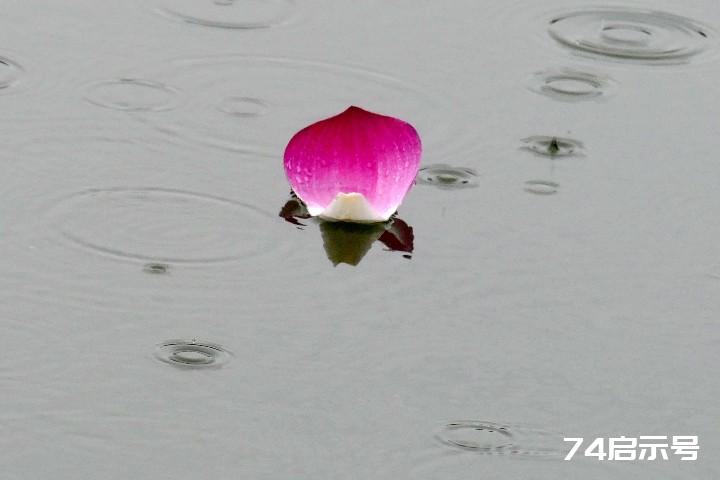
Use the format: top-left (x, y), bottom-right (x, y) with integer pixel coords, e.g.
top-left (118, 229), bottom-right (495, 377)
top-left (0, 55), bottom-right (25, 94)
top-left (528, 67), bottom-right (617, 102)
top-left (416, 164), bottom-right (478, 189)
top-left (143, 262), bottom-right (171, 274)
top-left (155, 340), bottom-right (232, 368)
top-left (47, 187), bottom-right (273, 264)
top-left (436, 421), bottom-right (565, 456)
top-left (139, 56), bottom-right (475, 162)
top-left (83, 79), bottom-right (181, 112)
top-left (521, 136), bottom-right (583, 157)
top-left (548, 8), bottom-right (715, 64)
top-left (155, 0), bottom-right (296, 29)
top-left (217, 96), bottom-right (268, 117)
top-left (524, 180), bottom-right (559, 195)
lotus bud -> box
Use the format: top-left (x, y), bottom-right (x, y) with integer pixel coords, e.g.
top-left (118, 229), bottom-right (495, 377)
top-left (283, 106), bottom-right (422, 223)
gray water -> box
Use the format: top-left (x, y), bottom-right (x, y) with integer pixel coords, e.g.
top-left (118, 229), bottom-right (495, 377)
top-left (1, 0), bottom-right (719, 478)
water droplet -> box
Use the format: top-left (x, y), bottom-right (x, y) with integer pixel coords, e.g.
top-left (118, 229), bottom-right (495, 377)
top-left (217, 96), bottom-right (268, 117)
top-left (46, 187), bottom-right (274, 265)
top-left (0, 56), bottom-right (24, 93)
top-left (524, 180), bottom-right (559, 195)
top-left (416, 164), bottom-right (478, 189)
top-left (155, 340), bottom-right (232, 368)
top-left (521, 136), bottom-right (583, 158)
top-left (548, 8), bottom-right (716, 64)
top-left (528, 67), bottom-right (617, 102)
top-left (154, 0), bottom-right (297, 29)
top-left (83, 79), bottom-right (180, 112)
top-left (143, 262), bottom-right (170, 274)
top-left (436, 421), bottom-right (565, 457)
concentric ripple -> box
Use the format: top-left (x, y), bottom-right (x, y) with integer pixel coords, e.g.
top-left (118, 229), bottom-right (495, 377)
top-left (47, 187), bottom-right (273, 264)
top-left (548, 8), bottom-right (716, 64)
top-left (521, 136), bottom-right (583, 157)
top-left (528, 67), bottom-right (617, 102)
top-left (0, 55), bottom-right (25, 94)
top-left (83, 78), bottom-right (180, 112)
top-left (436, 421), bottom-right (566, 457)
top-left (416, 164), bottom-right (479, 189)
top-left (143, 262), bottom-right (171, 274)
top-left (137, 56), bottom-right (476, 162)
top-left (524, 180), bottom-right (560, 195)
top-left (217, 96), bottom-right (268, 117)
top-left (155, 340), bottom-right (232, 368)
top-left (154, 0), bottom-right (296, 29)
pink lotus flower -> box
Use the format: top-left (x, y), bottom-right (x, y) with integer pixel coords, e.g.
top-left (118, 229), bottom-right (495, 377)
top-left (283, 106), bottom-right (422, 223)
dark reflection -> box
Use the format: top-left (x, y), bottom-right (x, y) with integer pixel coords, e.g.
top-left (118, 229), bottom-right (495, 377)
top-left (143, 262), bottom-right (170, 274)
top-left (278, 195), bottom-right (311, 227)
top-left (319, 221), bottom-right (386, 266)
top-left (279, 195), bottom-right (414, 266)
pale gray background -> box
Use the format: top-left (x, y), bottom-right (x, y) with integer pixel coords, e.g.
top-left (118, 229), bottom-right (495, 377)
top-left (0, 0), bottom-right (718, 478)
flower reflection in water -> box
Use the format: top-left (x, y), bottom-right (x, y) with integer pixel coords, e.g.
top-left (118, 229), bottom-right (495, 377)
top-left (279, 195), bottom-right (414, 266)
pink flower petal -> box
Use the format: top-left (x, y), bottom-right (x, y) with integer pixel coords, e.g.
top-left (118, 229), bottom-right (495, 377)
top-left (283, 106), bottom-right (422, 222)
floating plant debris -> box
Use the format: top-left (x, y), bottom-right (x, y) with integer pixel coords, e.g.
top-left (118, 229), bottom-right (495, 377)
top-left (278, 192), bottom-right (311, 227)
top-left (283, 106), bottom-right (422, 223)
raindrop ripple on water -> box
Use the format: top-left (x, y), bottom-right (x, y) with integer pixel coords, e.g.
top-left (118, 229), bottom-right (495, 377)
top-left (83, 78), bottom-right (181, 112)
top-left (548, 7), bottom-right (716, 64)
top-left (521, 136), bottom-right (583, 158)
top-left (416, 164), bottom-right (479, 189)
top-left (132, 55), bottom-right (478, 162)
top-left (436, 421), bottom-right (566, 457)
top-left (524, 180), bottom-right (560, 195)
top-left (0, 55), bottom-right (25, 94)
top-left (528, 67), bottom-right (617, 102)
top-left (46, 187), bottom-right (276, 265)
top-left (155, 339), bottom-right (233, 368)
top-left (143, 262), bottom-right (171, 274)
top-left (154, 0), bottom-right (297, 29)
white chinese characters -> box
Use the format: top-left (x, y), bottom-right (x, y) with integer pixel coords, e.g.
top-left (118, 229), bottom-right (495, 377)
top-left (564, 436), bottom-right (698, 461)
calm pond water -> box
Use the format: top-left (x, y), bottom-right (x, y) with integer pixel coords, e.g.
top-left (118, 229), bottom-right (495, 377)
top-left (1, 0), bottom-right (718, 478)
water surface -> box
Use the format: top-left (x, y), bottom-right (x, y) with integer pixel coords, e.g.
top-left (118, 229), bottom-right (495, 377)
top-left (0, 0), bottom-right (718, 479)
